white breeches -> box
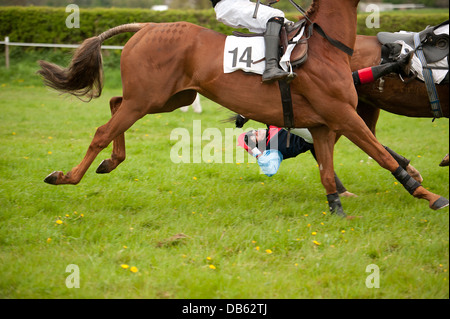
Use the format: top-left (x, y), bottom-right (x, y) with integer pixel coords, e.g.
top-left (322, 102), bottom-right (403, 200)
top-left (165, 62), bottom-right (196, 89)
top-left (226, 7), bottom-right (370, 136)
top-left (214, 0), bottom-right (289, 33)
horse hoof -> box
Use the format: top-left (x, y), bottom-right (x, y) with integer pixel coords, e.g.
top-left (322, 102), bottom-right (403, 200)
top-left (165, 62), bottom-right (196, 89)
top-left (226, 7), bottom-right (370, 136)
top-left (96, 160), bottom-right (111, 174)
top-left (430, 196), bottom-right (449, 210)
top-left (339, 191), bottom-right (358, 198)
top-left (406, 164), bottom-right (423, 183)
top-left (346, 215), bottom-right (363, 220)
top-left (439, 154), bottom-right (449, 167)
top-left (44, 171), bottom-right (60, 185)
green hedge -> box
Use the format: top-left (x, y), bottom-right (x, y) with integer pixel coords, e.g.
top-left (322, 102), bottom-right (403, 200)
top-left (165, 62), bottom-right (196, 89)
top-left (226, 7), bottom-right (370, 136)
top-left (0, 6), bottom-right (448, 45)
top-left (356, 12), bottom-right (449, 36)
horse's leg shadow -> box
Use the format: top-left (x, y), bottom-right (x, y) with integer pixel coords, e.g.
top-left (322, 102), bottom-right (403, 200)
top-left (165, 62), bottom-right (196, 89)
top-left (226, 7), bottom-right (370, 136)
top-left (96, 96), bottom-right (126, 174)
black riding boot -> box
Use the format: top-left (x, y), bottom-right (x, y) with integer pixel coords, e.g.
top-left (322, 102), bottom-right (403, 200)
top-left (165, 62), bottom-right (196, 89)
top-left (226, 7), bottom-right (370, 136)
top-left (262, 17), bottom-right (290, 83)
top-left (353, 52), bottom-right (414, 85)
top-left (375, 51), bottom-right (414, 78)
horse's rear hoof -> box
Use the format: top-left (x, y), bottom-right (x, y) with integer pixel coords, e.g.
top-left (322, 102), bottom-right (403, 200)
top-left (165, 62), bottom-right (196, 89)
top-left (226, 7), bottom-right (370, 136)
top-left (44, 171), bottom-right (60, 185)
top-left (439, 154), bottom-right (449, 167)
top-left (430, 196), bottom-right (449, 210)
top-left (96, 160), bottom-right (111, 174)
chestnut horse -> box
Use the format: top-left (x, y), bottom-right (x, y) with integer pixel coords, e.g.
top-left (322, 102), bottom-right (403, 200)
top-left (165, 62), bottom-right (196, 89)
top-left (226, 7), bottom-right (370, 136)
top-left (37, 0), bottom-right (449, 216)
top-left (351, 35), bottom-right (449, 165)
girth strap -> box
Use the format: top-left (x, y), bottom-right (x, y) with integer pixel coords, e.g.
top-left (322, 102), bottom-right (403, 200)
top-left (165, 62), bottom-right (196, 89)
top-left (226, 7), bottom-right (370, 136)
top-left (414, 33), bottom-right (443, 119)
top-left (278, 79), bottom-right (295, 138)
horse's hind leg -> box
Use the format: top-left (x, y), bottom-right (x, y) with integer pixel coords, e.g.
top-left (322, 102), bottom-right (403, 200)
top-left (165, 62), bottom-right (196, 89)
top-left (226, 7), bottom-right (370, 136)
top-left (340, 110), bottom-right (449, 210)
top-left (44, 99), bottom-right (144, 185)
top-left (96, 96), bottom-right (126, 174)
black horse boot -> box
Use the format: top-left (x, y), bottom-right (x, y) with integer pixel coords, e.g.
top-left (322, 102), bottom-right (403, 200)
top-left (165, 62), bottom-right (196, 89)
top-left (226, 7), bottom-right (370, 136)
top-left (262, 17), bottom-right (290, 83)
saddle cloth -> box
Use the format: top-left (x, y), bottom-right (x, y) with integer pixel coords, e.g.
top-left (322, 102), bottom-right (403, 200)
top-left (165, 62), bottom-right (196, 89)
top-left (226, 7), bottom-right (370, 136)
top-left (223, 26), bottom-right (306, 75)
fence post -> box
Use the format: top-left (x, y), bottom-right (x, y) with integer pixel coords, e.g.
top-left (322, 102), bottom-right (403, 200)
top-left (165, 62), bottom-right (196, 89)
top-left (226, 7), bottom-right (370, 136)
top-left (5, 36), bottom-right (9, 69)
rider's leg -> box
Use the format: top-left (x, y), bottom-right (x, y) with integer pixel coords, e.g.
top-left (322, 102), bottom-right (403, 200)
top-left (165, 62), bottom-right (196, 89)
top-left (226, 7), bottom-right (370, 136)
top-left (262, 17), bottom-right (290, 83)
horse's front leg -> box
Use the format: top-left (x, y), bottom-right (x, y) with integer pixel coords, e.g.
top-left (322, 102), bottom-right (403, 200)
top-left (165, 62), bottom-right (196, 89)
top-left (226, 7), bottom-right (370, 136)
top-left (44, 101), bottom-right (143, 185)
top-left (309, 126), bottom-right (347, 218)
top-left (96, 96), bottom-right (126, 174)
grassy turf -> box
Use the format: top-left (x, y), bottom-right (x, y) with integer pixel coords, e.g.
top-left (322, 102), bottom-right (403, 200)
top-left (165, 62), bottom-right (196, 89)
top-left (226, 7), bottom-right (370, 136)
top-left (0, 52), bottom-right (448, 299)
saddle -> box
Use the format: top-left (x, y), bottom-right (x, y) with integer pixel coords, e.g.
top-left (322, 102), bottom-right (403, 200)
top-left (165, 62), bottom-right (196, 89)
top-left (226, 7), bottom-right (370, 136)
top-left (281, 19), bottom-right (309, 68)
top-left (378, 20), bottom-right (449, 119)
top-left (377, 20), bottom-right (449, 64)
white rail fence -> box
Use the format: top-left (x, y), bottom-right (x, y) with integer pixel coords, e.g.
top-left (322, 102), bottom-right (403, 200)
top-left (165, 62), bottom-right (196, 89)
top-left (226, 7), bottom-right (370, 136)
top-left (0, 36), bottom-right (124, 68)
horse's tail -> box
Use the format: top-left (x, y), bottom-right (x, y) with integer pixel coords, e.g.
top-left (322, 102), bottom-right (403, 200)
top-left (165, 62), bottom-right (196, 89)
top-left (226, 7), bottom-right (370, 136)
top-left (37, 23), bottom-right (146, 101)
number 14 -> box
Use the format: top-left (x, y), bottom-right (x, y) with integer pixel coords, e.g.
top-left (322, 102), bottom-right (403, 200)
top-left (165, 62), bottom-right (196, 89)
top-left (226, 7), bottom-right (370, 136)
top-left (228, 47), bottom-right (254, 68)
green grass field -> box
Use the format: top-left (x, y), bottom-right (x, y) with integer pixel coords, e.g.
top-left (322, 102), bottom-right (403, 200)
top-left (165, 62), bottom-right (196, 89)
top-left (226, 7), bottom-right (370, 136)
top-left (0, 52), bottom-right (448, 299)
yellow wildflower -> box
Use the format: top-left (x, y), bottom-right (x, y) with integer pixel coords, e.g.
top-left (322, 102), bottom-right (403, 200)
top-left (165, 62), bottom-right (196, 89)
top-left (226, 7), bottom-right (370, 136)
top-left (313, 240), bottom-right (321, 246)
top-left (121, 264), bottom-right (129, 269)
top-left (209, 265), bottom-right (216, 270)
top-left (130, 266), bottom-right (138, 273)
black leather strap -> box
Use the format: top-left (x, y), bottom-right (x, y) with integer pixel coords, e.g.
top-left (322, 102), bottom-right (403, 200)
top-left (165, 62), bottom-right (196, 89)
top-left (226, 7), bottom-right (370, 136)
top-left (210, 0), bottom-right (221, 8)
top-left (309, 23), bottom-right (354, 57)
top-left (278, 80), bottom-right (295, 129)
